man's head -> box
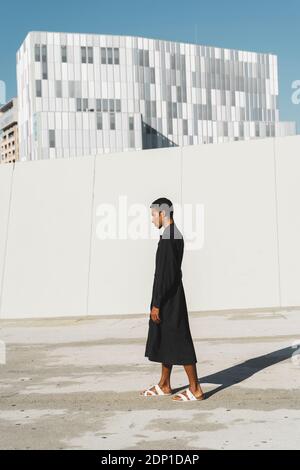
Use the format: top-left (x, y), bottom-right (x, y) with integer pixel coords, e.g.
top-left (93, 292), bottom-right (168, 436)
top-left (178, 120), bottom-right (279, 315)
top-left (150, 197), bottom-right (174, 229)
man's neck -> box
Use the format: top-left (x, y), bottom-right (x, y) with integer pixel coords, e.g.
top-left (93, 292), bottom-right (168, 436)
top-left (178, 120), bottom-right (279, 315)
top-left (162, 219), bottom-right (174, 229)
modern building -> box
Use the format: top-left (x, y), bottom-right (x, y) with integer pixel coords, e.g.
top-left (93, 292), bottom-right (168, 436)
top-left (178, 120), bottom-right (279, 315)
top-left (0, 98), bottom-right (19, 164)
top-left (16, 31), bottom-right (296, 161)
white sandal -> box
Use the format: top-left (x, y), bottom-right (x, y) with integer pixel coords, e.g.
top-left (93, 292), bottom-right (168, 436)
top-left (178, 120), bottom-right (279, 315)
top-left (171, 388), bottom-right (205, 402)
top-left (140, 384), bottom-right (172, 396)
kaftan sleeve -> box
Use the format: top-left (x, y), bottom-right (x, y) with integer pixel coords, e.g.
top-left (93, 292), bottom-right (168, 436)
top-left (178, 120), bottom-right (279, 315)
top-left (151, 239), bottom-right (181, 309)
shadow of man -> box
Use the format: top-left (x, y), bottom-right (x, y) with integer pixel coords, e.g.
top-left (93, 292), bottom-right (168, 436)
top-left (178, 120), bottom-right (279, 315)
top-left (177, 346), bottom-right (295, 399)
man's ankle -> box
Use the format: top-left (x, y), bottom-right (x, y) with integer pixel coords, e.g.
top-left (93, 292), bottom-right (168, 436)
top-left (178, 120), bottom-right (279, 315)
top-left (159, 381), bottom-right (171, 388)
top-left (190, 384), bottom-right (202, 393)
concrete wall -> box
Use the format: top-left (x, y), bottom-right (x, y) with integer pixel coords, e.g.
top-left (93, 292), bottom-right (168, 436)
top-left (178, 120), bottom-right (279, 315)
top-left (275, 137), bottom-right (300, 307)
top-left (0, 135), bottom-right (299, 319)
top-left (182, 138), bottom-right (280, 311)
top-left (0, 157), bottom-right (95, 318)
top-left (0, 164), bottom-right (13, 314)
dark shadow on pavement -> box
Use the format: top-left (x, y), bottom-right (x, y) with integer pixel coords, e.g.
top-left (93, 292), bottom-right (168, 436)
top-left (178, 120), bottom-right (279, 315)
top-left (174, 346), bottom-right (295, 399)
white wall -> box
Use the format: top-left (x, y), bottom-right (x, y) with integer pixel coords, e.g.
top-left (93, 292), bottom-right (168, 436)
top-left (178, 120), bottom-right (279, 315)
top-left (275, 136), bottom-right (300, 306)
top-left (182, 138), bottom-right (280, 310)
top-left (88, 147), bottom-right (182, 316)
top-left (0, 164), bottom-right (13, 314)
top-left (0, 135), bottom-right (299, 319)
top-left (0, 157), bottom-right (95, 318)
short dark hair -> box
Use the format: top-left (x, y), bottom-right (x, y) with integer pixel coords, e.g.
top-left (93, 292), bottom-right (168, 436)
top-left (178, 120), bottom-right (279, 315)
top-left (150, 197), bottom-right (174, 219)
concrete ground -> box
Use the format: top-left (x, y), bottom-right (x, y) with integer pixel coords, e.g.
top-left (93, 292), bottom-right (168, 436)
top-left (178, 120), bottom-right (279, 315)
top-left (0, 308), bottom-right (299, 450)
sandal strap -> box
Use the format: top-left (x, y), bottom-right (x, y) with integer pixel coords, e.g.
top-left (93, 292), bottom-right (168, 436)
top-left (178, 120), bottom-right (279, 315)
top-left (177, 392), bottom-right (189, 401)
top-left (155, 384), bottom-right (164, 395)
top-left (186, 388), bottom-right (197, 400)
top-left (144, 388), bottom-right (156, 396)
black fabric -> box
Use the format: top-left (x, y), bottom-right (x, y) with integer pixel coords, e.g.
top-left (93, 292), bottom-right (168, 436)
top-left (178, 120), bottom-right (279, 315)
top-left (145, 221), bottom-right (197, 365)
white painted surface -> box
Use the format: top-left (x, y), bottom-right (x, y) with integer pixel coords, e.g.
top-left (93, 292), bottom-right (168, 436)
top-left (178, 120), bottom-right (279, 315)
top-left (182, 138), bottom-right (280, 310)
top-left (0, 164), bottom-right (13, 313)
top-left (0, 136), bottom-right (300, 319)
top-left (1, 157), bottom-right (95, 318)
top-left (275, 136), bottom-right (300, 306)
top-left (88, 147), bottom-right (182, 315)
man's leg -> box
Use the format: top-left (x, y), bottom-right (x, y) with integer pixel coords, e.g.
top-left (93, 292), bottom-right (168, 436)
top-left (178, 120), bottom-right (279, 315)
top-left (141, 363), bottom-right (173, 395)
top-left (172, 363), bottom-right (204, 400)
top-left (158, 363), bottom-right (173, 393)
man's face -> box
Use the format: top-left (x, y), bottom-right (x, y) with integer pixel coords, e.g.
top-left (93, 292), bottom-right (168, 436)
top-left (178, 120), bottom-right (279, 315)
top-left (151, 208), bottom-right (163, 229)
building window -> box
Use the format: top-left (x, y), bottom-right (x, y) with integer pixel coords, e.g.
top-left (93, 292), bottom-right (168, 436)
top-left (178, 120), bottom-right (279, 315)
top-left (145, 100), bottom-right (151, 117)
top-left (129, 133), bottom-right (135, 148)
top-left (255, 123), bottom-right (260, 137)
top-left (172, 103), bottom-right (177, 118)
top-left (139, 49), bottom-right (144, 66)
top-left (49, 130), bottom-right (55, 148)
top-left (81, 47), bottom-right (87, 63)
top-left (223, 122), bottom-right (228, 137)
top-left (41, 45), bottom-right (47, 61)
top-left (96, 113), bottom-right (102, 130)
top-left (150, 67), bottom-right (155, 84)
top-left (170, 53), bottom-right (176, 69)
top-left (183, 119), bottom-right (188, 135)
top-left (152, 101), bottom-right (157, 118)
top-left (100, 47), bottom-right (119, 65)
top-left (35, 80), bottom-right (42, 98)
top-left (101, 48), bottom-right (107, 64)
top-left (87, 47), bottom-right (93, 64)
top-left (129, 116), bottom-right (134, 130)
top-left (109, 99), bottom-right (115, 112)
top-left (42, 62), bottom-right (48, 79)
top-left (96, 99), bottom-right (102, 112)
top-left (33, 113), bottom-right (38, 141)
top-left (177, 86), bottom-right (182, 102)
top-left (76, 98), bottom-right (82, 112)
top-left (102, 99), bottom-right (108, 112)
top-left (144, 50), bottom-right (149, 67)
top-left (115, 99), bottom-right (121, 112)
top-left (110, 113), bottom-right (115, 130)
top-left (41, 44), bottom-right (48, 79)
top-left (34, 44), bottom-right (40, 62)
top-left (107, 48), bottom-right (113, 65)
top-left (114, 48), bottom-right (119, 65)
top-left (82, 98), bottom-right (88, 111)
top-left (55, 80), bottom-right (62, 98)
top-left (69, 81), bottom-right (75, 98)
top-left (61, 46), bottom-right (67, 63)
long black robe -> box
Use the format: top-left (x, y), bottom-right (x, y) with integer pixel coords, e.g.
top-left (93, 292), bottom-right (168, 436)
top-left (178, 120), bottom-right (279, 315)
top-left (145, 221), bottom-right (198, 365)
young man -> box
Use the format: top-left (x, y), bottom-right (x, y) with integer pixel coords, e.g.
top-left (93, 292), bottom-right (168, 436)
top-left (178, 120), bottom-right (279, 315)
top-left (141, 197), bottom-right (205, 402)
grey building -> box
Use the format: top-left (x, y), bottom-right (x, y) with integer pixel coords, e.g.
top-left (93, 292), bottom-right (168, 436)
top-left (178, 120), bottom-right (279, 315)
top-left (16, 31), bottom-right (296, 161)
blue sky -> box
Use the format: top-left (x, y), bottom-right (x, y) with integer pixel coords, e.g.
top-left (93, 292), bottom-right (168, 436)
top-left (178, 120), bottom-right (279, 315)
top-left (0, 0), bottom-right (299, 131)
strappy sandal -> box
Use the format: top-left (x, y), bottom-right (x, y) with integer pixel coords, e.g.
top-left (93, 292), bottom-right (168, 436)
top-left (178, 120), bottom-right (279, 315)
top-left (171, 388), bottom-right (205, 402)
top-left (140, 384), bottom-right (172, 396)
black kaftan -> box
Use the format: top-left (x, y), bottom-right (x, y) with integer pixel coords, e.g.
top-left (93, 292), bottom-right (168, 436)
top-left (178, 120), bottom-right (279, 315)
top-left (145, 221), bottom-right (197, 365)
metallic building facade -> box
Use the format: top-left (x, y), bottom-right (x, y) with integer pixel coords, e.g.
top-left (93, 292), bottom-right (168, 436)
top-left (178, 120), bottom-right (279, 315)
top-left (17, 31), bottom-right (296, 161)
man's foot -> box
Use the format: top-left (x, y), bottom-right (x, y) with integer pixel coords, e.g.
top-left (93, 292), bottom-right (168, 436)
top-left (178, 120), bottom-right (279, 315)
top-left (171, 387), bottom-right (205, 401)
top-left (140, 383), bottom-right (172, 396)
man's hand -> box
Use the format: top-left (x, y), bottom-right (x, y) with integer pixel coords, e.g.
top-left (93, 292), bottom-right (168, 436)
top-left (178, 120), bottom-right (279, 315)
top-left (150, 306), bottom-right (161, 324)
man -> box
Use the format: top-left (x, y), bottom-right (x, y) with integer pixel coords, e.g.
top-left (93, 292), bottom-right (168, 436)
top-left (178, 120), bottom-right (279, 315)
top-left (141, 197), bottom-right (205, 402)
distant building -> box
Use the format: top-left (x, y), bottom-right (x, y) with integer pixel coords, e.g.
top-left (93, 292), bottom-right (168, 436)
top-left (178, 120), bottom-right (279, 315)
top-left (0, 98), bottom-right (19, 164)
top-left (17, 31), bottom-right (296, 161)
